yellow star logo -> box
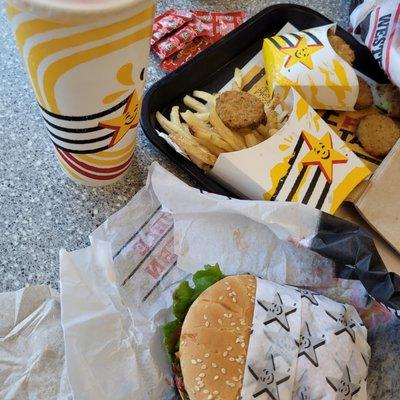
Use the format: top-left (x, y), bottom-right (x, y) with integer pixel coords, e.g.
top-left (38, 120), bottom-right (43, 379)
top-left (280, 35), bottom-right (324, 70)
top-left (99, 90), bottom-right (139, 147)
top-left (301, 131), bottom-right (347, 183)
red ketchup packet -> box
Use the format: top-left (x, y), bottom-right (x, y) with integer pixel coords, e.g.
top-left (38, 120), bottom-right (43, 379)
top-left (160, 36), bottom-right (213, 72)
top-left (192, 10), bottom-right (246, 42)
top-left (152, 18), bottom-right (212, 60)
top-left (159, 10), bottom-right (246, 72)
top-left (151, 9), bottom-right (194, 46)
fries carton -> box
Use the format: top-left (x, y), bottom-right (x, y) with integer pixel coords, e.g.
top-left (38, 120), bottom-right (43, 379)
top-left (210, 88), bottom-right (370, 213)
top-left (263, 24), bottom-right (359, 111)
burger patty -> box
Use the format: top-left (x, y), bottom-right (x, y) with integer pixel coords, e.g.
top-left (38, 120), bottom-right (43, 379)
top-left (215, 90), bottom-right (266, 131)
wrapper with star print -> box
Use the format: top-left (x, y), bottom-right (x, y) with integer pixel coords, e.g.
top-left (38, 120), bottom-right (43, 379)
top-left (263, 24), bottom-right (359, 111)
top-left (240, 278), bottom-right (369, 400)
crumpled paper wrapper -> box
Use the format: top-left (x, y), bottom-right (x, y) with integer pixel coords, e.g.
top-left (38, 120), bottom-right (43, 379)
top-left (58, 162), bottom-right (400, 400)
top-left (2, 163), bottom-right (399, 399)
top-left (0, 286), bottom-right (71, 399)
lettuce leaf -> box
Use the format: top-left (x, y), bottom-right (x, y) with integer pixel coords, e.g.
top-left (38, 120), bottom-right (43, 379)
top-left (162, 320), bottom-right (182, 363)
top-left (173, 280), bottom-right (195, 323)
top-left (191, 264), bottom-right (226, 300)
top-left (173, 264), bottom-right (225, 322)
top-left (162, 264), bottom-right (225, 363)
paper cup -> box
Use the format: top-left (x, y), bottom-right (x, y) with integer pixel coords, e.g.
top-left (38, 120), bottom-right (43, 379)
top-left (6, 0), bottom-right (155, 186)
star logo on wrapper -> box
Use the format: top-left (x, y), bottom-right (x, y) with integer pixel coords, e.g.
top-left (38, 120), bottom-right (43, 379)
top-left (326, 365), bottom-right (360, 400)
top-left (248, 354), bottom-right (290, 400)
top-left (98, 90), bottom-right (139, 147)
top-left (326, 306), bottom-right (360, 343)
top-left (258, 292), bottom-right (297, 332)
top-left (295, 288), bottom-right (319, 306)
top-left (280, 35), bottom-right (324, 69)
top-left (295, 322), bottom-right (325, 367)
top-left (301, 131), bottom-right (348, 183)
top-left (264, 328), bottom-right (298, 365)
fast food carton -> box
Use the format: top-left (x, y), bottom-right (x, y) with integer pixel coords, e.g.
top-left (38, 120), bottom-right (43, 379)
top-left (220, 31), bottom-right (381, 175)
top-left (263, 24), bottom-right (359, 111)
top-left (210, 88), bottom-right (371, 214)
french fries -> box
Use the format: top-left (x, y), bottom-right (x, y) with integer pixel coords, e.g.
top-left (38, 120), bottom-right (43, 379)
top-left (209, 109), bottom-right (246, 151)
top-left (156, 111), bottom-right (186, 137)
top-left (256, 124), bottom-right (270, 138)
top-left (231, 68), bottom-right (242, 91)
top-left (169, 132), bottom-right (216, 167)
top-left (194, 136), bottom-right (225, 157)
top-left (193, 90), bottom-right (216, 107)
top-left (193, 112), bottom-right (210, 122)
top-left (183, 95), bottom-right (208, 113)
top-left (244, 132), bottom-right (264, 147)
top-left (181, 110), bottom-right (234, 152)
top-left (277, 109), bottom-right (289, 124)
top-left (181, 119), bottom-right (225, 156)
top-left (181, 123), bottom-right (191, 135)
top-left (156, 111), bottom-right (216, 168)
top-left (265, 109), bottom-right (279, 133)
top-left (156, 67), bottom-right (291, 171)
top-left (170, 106), bottom-right (181, 126)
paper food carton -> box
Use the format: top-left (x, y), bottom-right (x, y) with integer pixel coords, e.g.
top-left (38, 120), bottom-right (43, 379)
top-left (263, 24), bottom-right (359, 111)
top-left (316, 104), bottom-right (382, 173)
top-left (210, 88), bottom-right (370, 214)
top-left (220, 30), bottom-right (381, 175)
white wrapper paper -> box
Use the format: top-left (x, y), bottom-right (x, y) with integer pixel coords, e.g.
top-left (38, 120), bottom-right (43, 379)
top-left (241, 278), bottom-right (369, 400)
top-left (60, 162), bottom-right (357, 400)
top-left (350, 0), bottom-right (400, 88)
top-left (0, 286), bottom-right (72, 400)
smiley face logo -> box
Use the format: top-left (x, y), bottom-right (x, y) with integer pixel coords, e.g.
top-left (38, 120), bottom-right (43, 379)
top-left (261, 369), bottom-right (275, 384)
top-left (338, 380), bottom-right (351, 396)
top-left (301, 131), bottom-right (348, 183)
top-left (99, 90), bottom-right (140, 147)
top-left (337, 313), bottom-right (346, 325)
top-left (99, 64), bottom-right (145, 147)
top-left (249, 354), bottom-right (291, 400)
top-left (124, 103), bottom-right (139, 126)
top-left (295, 46), bottom-right (310, 60)
top-left (124, 113), bottom-right (134, 125)
top-left (258, 292), bottom-right (297, 332)
top-left (268, 303), bottom-right (283, 315)
top-left (280, 35), bottom-right (324, 69)
top-left (298, 334), bottom-right (311, 349)
top-left (313, 141), bottom-right (331, 159)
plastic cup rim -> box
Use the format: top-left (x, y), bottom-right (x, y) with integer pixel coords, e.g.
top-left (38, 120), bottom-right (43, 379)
top-left (7, 0), bottom-right (155, 23)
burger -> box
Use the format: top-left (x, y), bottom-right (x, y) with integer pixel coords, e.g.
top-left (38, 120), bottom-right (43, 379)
top-left (162, 264), bottom-right (369, 400)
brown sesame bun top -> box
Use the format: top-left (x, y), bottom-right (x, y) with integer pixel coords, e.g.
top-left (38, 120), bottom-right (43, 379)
top-left (179, 275), bottom-right (256, 400)
top-left (215, 91), bottom-right (266, 131)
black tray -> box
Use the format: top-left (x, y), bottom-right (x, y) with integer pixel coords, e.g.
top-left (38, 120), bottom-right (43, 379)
top-left (141, 4), bottom-right (388, 198)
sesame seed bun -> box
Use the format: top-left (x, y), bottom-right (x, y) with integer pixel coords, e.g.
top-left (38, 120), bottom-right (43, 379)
top-left (179, 275), bottom-right (256, 400)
